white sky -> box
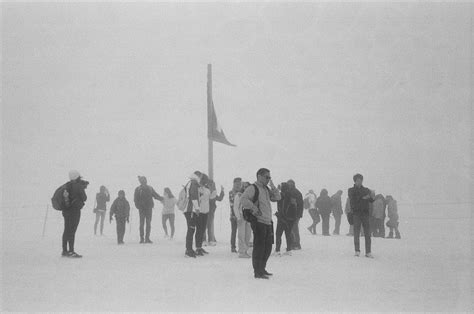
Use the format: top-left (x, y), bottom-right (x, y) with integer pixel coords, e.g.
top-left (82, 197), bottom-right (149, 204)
top-left (2, 2), bottom-right (472, 208)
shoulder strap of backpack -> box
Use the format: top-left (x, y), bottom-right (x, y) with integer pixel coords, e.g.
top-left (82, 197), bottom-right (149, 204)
top-left (252, 184), bottom-right (260, 204)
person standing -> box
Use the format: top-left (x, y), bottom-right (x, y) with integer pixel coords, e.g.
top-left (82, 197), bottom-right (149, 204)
top-left (196, 174), bottom-right (211, 256)
top-left (109, 190), bottom-right (130, 245)
top-left (61, 170), bottom-right (88, 258)
top-left (386, 195), bottom-right (401, 239)
top-left (235, 182), bottom-right (252, 258)
top-left (275, 182), bottom-right (298, 256)
top-left (372, 194), bottom-right (386, 237)
top-left (94, 185), bottom-right (110, 236)
top-left (134, 176), bottom-right (162, 244)
top-left (183, 172), bottom-right (201, 258)
top-left (229, 177), bottom-right (242, 253)
top-left (316, 189), bottom-right (332, 236)
top-left (306, 190), bottom-right (319, 235)
top-left (205, 180), bottom-right (224, 246)
top-left (331, 190), bottom-right (344, 235)
top-left (160, 188), bottom-right (177, 240)
top-left (287, 180), bottom-right (303, 250)
top-left (241, 168), bottom-right (281, 279)
top-left (344, 196), bottom-right (354, 236)
top-left (348, 174), bottom-right (375, 258)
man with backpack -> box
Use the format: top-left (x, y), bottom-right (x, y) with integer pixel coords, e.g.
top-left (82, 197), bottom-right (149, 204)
top-left (134, 176), bottom-right (162, 244)
top-left (287, 180), bottom-right (303, 250)
top-left (241, 168), bottom-right (281, 279)
top-left (52, 170), bottom-right (88, 258)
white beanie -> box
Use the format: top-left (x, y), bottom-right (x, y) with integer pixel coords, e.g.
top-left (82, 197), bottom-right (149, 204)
top-left (69, 170), bottom-right (81, 181)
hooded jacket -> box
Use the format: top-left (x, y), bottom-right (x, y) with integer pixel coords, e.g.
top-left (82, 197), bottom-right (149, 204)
top-left (316, 190), bottom-right (332, 215)
top-left (66, 179), bottom-right (88, 211)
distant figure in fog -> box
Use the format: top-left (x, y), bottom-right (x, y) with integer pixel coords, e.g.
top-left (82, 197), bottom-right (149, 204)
top-left (331, 190), bottom-right (344, 235)
top-left (316, 189), bottom-right (332, 236)
top-left (204, 180), bottom-right (224, 246)
top-left (94, 185), bottom-right (110, 236)
top-left (241, 168), bottom-right (281, 279)
top-left (372, 194), bottom-right (386, 237)
top-left (305, 190), bottom-right (319, 235)
top-left (229, 177), bottom-right (243, 253)
top-left (134, 176), bottom-right (162, 244)
top-left (235, 182), bottom-right (252, 258)
top-left (286, 180), bottom-right (303, 250)
top-left (183, 172), bottom-right (202, 258)
top-left (109, 190), bottom-right (130, 245)
top-left (61, 170), bottom-right (88, 258)
top-left (275, 181), bottom-right (298, 256)
top-left (348, 174), bottom-right (375, 258)
top-left (160, 188), bottom-right (177, 240)
top-left (386, 195), bottom-right (401, 239)
top-left (195, 174), bottom-right (211, 256)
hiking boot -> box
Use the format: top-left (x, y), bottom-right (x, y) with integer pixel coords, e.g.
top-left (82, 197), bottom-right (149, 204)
top-left (145, 239), bottom-right (153, 244)
top-left (185, 250), bottom-right (196, 258)
top-left (231, 248), bottom-right (237, 253)
top-left (263, 270), bottom-right (273, 276)
top-left (69, 252), bottom-right (82, 258)
top-left (355, 251), bottom-right (360, 257)
top-left (61, 251), bottom-right (71, 257)
top-left (239, 253), bottom-right (251, 258)
top-left (195, 249), bottom-right (204, 256)
top-left (283, 251), bottom-right (292, 256)
top-left (254, 273), bottom-right (269, 280)
top-left (365, 253), bottom-right (374, 259)
top-left (387, 233), bottom-right (394, 239)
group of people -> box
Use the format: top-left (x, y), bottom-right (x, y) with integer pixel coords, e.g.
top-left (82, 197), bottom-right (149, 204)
top-left (54, 169), bottom-right (401, 280)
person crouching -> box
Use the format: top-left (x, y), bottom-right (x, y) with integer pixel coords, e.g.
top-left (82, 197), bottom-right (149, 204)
top-left (110, 190), bottom-right (130, 245)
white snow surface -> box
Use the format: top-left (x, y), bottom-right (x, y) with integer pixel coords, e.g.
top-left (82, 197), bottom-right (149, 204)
top-left (1, 204), bottom-right (471, 312)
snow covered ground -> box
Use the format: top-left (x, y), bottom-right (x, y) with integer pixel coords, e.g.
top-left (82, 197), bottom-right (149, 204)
top-left (1, 204), bottom-right (471, 312)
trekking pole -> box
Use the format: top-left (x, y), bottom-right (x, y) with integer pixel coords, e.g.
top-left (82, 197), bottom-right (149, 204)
top-left (42, 204), bottom-right (49, 237)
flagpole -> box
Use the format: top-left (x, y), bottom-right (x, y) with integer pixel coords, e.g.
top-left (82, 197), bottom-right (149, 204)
top-left (207, 63), bottom-right (214, 180)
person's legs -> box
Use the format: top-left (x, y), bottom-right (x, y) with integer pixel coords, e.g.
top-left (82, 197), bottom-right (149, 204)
top-left (138, 209), bottom-right (145, 241)
top-left (169, 214), bottom-right (175, 238)
top-left (145, 209), bottom-right (152, 241)
top-left (99, 211), bottom-right (105, 235)
top-left (230, 219), bottom-right (237, 251)
top-left (200, 214), bottom-right (208, 247)
top-left (361, 214), bottom-right (371, 254)
top-left (195, 214), bottom-right (205, 249)
top-left (353, 214), bottom-right (362, 253)
top-left (244, 222), bottom-right (251, 251)
top-left (284, 220), bottom-right (294, 251)
top-left (117, 217), bottom-right (126, 243)
top-left (162, 214), bottom-right (169, 236)
top-left (184, 212), bottom-right (196, 251)
top-left (334, 214), bottom-right (341, 234)
top-left (237, 219), bottom-right (249, 254)
top-left (94, 212), bottom-right (100, 235)
top-left (292, 218), bottom-right (300, 248)
top-left (274, 219), bottom-right (284, 252)
top-left (380, 218), bottom-right (385, 238)
top-left (252, 222), bottom-right (265, 276)
top-left (206, 209), bottom-right (214, 242)
top-left (262, 223), bottom-right (273, 272)
top-left (69, 210), bottom-right (81, 252)
top-left (62, 211), bottom-right (72, 252)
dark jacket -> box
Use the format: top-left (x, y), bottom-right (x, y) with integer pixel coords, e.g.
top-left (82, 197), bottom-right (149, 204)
top-left (288, 187), bottom-right (304, 219)
top-left (134, 184), bottom-right (161, 210)
top-left (276, 189), bottom-right (300, 222)
top-left (110, 197), bottom-right (130, 219)
top-left (348, 185), bottom-right (374, 215)
top-left (316, 193), bottom-right (332, 215)
top-left (96, 192), bottom-right (110, 210)
top-left (66, 179), bottom-right (88, 211)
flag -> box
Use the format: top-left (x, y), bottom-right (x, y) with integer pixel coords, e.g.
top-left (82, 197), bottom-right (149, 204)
top-left (208, 100), bottom-right (236, 147)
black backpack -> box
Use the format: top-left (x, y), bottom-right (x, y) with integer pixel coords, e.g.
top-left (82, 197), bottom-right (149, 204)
top-left (242, 184), bottom-right (262, 224)
top-left (283, 196), bottom-right (298, 221)
top-left (51, 183), bottom-right (70, 211)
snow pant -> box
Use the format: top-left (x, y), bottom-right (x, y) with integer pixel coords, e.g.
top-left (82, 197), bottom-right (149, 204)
top-left (275, 218), bottom-right (294, 252)
top-left (373, 218), bottom-right (385, 237)
top-left (138, 208), bottom-right (152, 241)
top-left (195, 213), bottom-right (208, 249)
top-left (353, 214), bottom-right (371, 254)
top-left (291, 218), bottom-right (301, 248)
top-left (94, 210), bottom-right (106, 235)
top-left (237, 218), bottom-right (251, 254)
top-left (184, 212), bottom-right (197, 251)
top-left (230, 217), bottom-right (238, 250)
top-left (62, 209), bottom-right (81, 252)
top-left (308, 209), bottom-right (320, 234)
top-left (333, 213), bottom-right (342, 234)
top-left (116, 217), bottom-right (126, 243)
top-left (321, 212), bottom-right (331, 235)
top-left (251, 221), bottom-right (274, 276)
top-left (206, 207), bottom-right (217, 242)
top-left (162, 213), bottom-right (175, 238)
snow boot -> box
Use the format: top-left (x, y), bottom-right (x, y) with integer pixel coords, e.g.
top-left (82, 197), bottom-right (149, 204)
top-left (69, 252), bottom-right (82, 258)
top-left (195, 249), bottom-right (204, 256)
top-left (254, 273), bottom-right (269, 280)
top-left (61, 251), bottom-right (71, 257)
top-left (185, 250), bottom-right (196, 258)
top-left (365, 253), bottom-right (374, 259)
top-left (387, 232), bottom-right (394, 239)
top-left (263, 270), bottom-right (273, 276)
top-left (145, 238), bottom-right (153, 244)
top-left (231, 248), bottom-right (237, 253)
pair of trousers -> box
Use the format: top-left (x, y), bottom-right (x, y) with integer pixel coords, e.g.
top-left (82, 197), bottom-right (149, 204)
top-left (230, 218), bottom-right (238, 250)
top-left (308, 209), bottom-right (320, 234)
top-left (374, 218), bottom-right (385, 237)
top-left (62, 209), bottom-right (81, 252)
top-left (116, 217), bottom-right (126, 243)
top-left (353, 213), bottom-right (371, 253)
top-left (206, 208), bottom-right (217, 242)
top-left (138, 208), bottom-right (152, 241)
top-left (333, 213), bottom-right (342, 234)
top-left (162, 214), bottom-right (175, 237)
top-left (321, 213), bottom-right (331, 235)
top-left (195, 213), bottom-right (208, 249)
top-left (184, 212), bottom-right (197, 251)
top-left (251, 221), bottom-right (273, 275)
top-left (94, 210), bottom-right (105, 235)
top-left (237, 218), bottom-right (251, 254)
top-left (275, 218), bottom-right (294, 252)
top-left (291, 218), bottom-right (301, 247)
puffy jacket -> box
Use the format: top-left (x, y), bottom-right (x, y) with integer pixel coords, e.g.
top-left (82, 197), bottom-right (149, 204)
top-left (110, 197), bottom-right (130, 219)
top-left (66, 179), bottom-right (88, 211)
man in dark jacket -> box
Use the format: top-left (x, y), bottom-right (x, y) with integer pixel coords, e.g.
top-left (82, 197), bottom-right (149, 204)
top-left (62, 170), bottom-right (88, 258)
top-left (110, 190), bottom-right (130, 245)
top-left (286, 180), bottom-right (303, 250)
top-left (134, 176), bottom-right (162, 244)
top-left (331, 190), bottom-right (344, 235)
top-left (316, 189), bottom-right (333, 236)
top-left (348, 173), bottom-right (375, 258)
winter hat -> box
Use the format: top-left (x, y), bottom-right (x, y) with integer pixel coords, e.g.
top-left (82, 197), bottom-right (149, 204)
top-left (69, 170), bottom-right (81, 181)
